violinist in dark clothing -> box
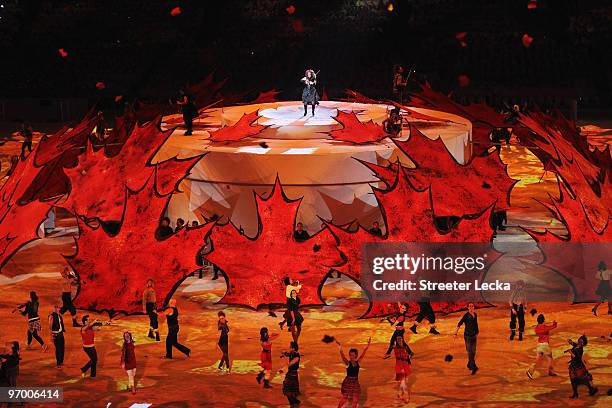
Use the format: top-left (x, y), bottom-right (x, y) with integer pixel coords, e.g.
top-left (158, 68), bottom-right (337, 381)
top-left (177, 90), bottom-right (196, 135)
top-left (19, 122), bottom-right (33, 159)
top-left (565, 335), bottom-right (598, 399)
top-left (17, 291), bottom-right (47, 351)
top-left (0, 341), bottom-right (20, 386)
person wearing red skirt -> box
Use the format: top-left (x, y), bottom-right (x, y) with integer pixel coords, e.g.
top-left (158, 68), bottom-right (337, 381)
top-left (337, 337), bottom-right (371, 408)
top-left (256, 327), bottom-right (279, 389)
top-left (120, 331), bottom-right (137, 394)
top-left (392, 336), bottom-right (413, 403)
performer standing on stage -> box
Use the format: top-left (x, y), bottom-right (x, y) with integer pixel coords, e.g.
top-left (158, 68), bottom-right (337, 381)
top-left (177, 90), bottom-right (196, 135)
top-left (217, 311), bottom-right (231, 371)
top-left (337, 337), bottom-right (371, 408)
top-left (301, 69), bottom-right (319, 117)
top-left (509, 280), bottom-right (527, 340)
top-left (60, 267), bottom-right (82, 327)
top-left (526, 314), bottom-right (557, 379)
top-left (390, 335), bottom-right (413, 403)
top-left (48, 304), bottom-right (65, 368)
top-left (280, 277), bottom-right (302, 330)
top-left (282, 341), bottom-right (301, 407)
top-left (454, 302), bottom-right (479, 375)
top-left (384, 302), bottom-right (407, 356)
top-left (256, 327), bottom-right (279, 388)
top-left (142, 279), bottom-right (160, 341)
top-left (565, 335), bottom-right (598, 398)
top-left (159, 299), bottom-right (191, 359)
top-left (120, 331), bottom-right (137, 395)
top-left (592, 261), bottom-right (610, 316)
top-left (18, 291), bottom-right (47, 351)
top-left (19, 122), bottom-right (33, 160)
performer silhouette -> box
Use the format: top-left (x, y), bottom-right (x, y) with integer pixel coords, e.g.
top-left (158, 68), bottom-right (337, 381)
top-left (301, 69), bottom-right (319, 116)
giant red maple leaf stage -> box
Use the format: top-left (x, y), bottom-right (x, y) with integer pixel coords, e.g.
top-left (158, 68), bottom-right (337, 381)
top-left (67, 173), bottom-right (214, 313)
top-left (205, 179), bottom-right (345, 308)
top-left (328, 111), bottom-right (390, 144)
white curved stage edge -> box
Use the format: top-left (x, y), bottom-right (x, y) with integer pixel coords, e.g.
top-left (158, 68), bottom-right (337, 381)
top-left (155, 101), bottom-right (471, 235)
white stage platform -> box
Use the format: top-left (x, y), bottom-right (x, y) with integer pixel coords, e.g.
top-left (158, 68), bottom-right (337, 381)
top-left (154, 101), bottom-right (471, 235)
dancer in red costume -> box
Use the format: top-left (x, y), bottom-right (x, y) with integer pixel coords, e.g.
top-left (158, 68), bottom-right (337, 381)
top-left (256, 327), bottom-right (279, 388)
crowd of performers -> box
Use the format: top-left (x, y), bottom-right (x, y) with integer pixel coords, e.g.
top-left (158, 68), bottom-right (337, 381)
top-left (1, 259), bottom-right (610, 405)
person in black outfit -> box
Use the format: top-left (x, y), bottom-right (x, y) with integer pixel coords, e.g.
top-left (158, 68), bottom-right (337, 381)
top-left (156, 217), bottom-right (174, 239)
top-left (369, 221), bottom-right (383, 237)
top-left (565, 335), bottom-right (598, 398)
top-left (60, 267), bottom-right (82, 327)
top-left (293, 222), bottom-right (310, 242)
top-left (48, 304), bottom-right (65, 368)
top-left (384, 302), bottom-right (407, 356)
top-left (300, 69), bottom-right (319, 117)
top-left (282, 341), bottom-right (301, 407)
top-left (217, 311), bottom-right (230, 371)
top-left (17, 291), bottom-right (46, 350)
top-left (491, 210), bottom-right (508, 236)
top-left (409, 295), bottom-right (440, 335)
top-left (160, 299), bottom-right (190, 359)
top-left (0, 341), bottom-right (20, 386)
top-left (19, 122), bottom-right (33, 159)
top-left (287, 290), bottom-right (304, 344)
top-left (455, 302), bottom-right (479, 375)
top-left (177, 91), bottom-right (196, 135)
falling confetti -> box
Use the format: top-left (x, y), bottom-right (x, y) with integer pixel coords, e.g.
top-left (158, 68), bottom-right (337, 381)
top-left (170, 7), bottom-right (182, 17)
top-left (455, 32), bottom-right (468, 47)
top-left (286, 5), bottom-right (295, 15)
top-left (522, 33), bottom-right (534, 48)
top-left (322, 335), bottom-right (336, 343)
top-left (58, 48), bottom-right (68, 58)
top-left (95, 82), bottom-right (106, 90)
top-left (458, 74), bottom-right (470, 87)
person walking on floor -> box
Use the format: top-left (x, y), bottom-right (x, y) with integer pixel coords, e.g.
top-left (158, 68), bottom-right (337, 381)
top-left (455, 302), bottom-right (479, 375)
top-left (159, 299), bottom-right (191, 359)
top-left (120, 331), bottom-right (137, 394)
top-left (509, 280), bottom-right (527, 340)
top-left (48, 304), bottom-right (65, 368)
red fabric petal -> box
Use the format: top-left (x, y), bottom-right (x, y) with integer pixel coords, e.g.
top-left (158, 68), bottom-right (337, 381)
top-left (208, 111), bottom-right (266, 142)
top-left (205, 179), bottom-right (344, 308)
top-left (328, 111), bottom-right (390, 144)
top-left (68, 174), bottom-right (214, 313)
